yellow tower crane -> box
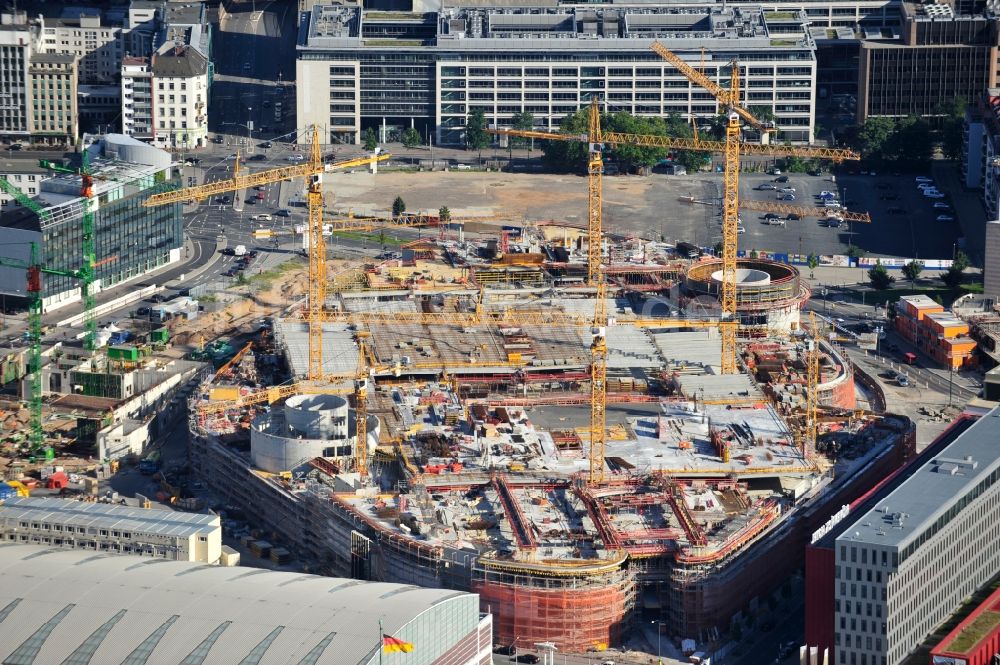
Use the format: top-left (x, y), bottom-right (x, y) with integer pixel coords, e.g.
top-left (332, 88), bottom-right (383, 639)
top-left (142, 127), bottom-right (390, 380)
top-left (490, 100), bottom-right (859, 374)
top-left (648, 41), bottom-right (861, 374)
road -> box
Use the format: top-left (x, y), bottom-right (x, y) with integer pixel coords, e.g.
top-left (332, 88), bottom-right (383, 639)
top-left (211, 1), bottom-right (298, 141)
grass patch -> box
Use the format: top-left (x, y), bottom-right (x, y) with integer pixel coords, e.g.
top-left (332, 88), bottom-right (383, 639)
top-left (770, 39), bottom-right (798, 46)
top-left (765, 11), bottom-right (797, 19)
top-left (843, 282), bottom-right (983, 308)
top-left (365, 11), bottom-right (428, 19)
top-left (246, 259), bottom-right (303, 288)
top-left (946, 610), bottom-right (1000, 653)
top-left (363, 39), bottom-right (427, 47)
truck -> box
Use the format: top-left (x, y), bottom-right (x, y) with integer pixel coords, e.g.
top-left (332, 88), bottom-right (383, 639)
top-left (138, 451), bottom-right (161, 475)
top-left (233, 245), bottom-right (247, 257)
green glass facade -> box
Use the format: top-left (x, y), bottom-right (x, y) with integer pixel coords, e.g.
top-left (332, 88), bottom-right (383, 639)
top-left (40, 177), bottom-right (181, 299)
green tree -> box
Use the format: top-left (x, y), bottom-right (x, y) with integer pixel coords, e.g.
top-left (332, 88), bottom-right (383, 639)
top-left (509, 111), bottom-right (534, 150)
top-left (952, 249), bottom-right (971, 272)
top-left (392, 195), bottom-right (406, 218)
top-left (748, 105), bottom-right (776, 125)
top-left (401, 127), bottom-right (422, 148)
top-left (363, 127), bottom-right (378, 152)
top-left (807, 253), bottom-right (819, 279)
top-left (857, 117), bottom-right (896, 165)
top-left (868, 261), bottom-right (895, 290)
top-left (377, 229), bottom-right (388, 251)
top-left (936, 97), bottom-right (968, 161)
top-left (892, 116), bottom-right (933, 168)
top-left (901, 259), bottom-right (924, 285)
top-left (465, 110), bottom-right (490, 157)
top-left (438, 206), bottom-right (451, 222)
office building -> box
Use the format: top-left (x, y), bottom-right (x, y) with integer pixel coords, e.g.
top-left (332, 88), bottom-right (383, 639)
top-left (28, 52), bottom-right (78, 145)
top-left (296, 4), bottom-right (817, 146)
top-left (857, 3), bottom-right (1000, 121)
top-left (0, 18), bottom-right (36, 142)
top-left (0, 498), bottom-right (222, 563)
top-left (0, 134), bottom-right (181, 313)
top-left (987, 221), bottom-right (1000, 301)
top-left (829, 407), bottom-right (1000, 664)
top-left (38, 11), bottom-right (124, 85)
top-left (0, 544), bottom-right (492, 665)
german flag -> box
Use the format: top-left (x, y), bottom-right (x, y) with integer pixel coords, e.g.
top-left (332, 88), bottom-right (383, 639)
top-left (382, 635), bottom-right (414, 653)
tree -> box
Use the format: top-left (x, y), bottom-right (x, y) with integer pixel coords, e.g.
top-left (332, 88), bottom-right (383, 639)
top-left (941, 250), bottom-right (969, 288)
top-left (901, 260), bottom-right (924, 285)
top-left (392, 196), bottom-right (406, 218)
top-left (936, 97), bottom-right (968, 161)
top-left (868, 261), bottom-right (895, 290)
top-left (952, 250), bottom-right (971, 272)
top-left (377, 229), bottom-right (388, 251)
top-left (509, 111), bottom-right (534, 150)
top-left (401, 127), bottom-right (422, 148)
top-left (438, 206), bottom-right (451, 222)
top-left (363, 127), bottom-right (378, 152)
top-left (857, 117), bottom-right (895, 165)
top-left (465, 110), bottom-right (490, 157)
top-left (748, 105), bottom-right (776, 125)
top-left (807, 253), bottom-right (819, 279)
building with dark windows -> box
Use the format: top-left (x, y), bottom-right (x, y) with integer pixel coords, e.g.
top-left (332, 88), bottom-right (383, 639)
top-left (0, 134), bottom-right (181, 313)
top-left (857, 2), bottom-right (1000, 121)
top-left (0, 544), bottom-right (492, 665)
top-left (802, 406), bottom-right (1000, 664)
top-left (296, 4), bottom-right (817, 146)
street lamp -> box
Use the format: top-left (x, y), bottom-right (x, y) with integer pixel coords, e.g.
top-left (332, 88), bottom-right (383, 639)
top-left (650, 620), bottom-right (665, 660)
top-left (822, 287), bottom-right (828, 313)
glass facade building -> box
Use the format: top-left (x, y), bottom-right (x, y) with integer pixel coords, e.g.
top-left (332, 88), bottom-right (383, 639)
top-left (0, 158), bottom-right (181, 312)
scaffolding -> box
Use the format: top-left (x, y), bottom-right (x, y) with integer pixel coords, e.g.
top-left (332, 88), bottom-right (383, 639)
top-left (474, 554), bottom-right (634, 653)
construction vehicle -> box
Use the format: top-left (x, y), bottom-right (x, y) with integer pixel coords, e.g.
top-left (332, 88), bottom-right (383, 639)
top-left (143, 126), bottom-right (390, 381)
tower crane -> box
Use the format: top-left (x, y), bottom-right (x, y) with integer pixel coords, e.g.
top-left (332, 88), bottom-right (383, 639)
top-left (648, 40), bottom-right (860, 373)
top-left (142, 127), bottom-right (390, 380)
top-left (491, 76), bottom-right (860, 375)
top-left (738, 200), bottom-right (872, 224)
top-left (0, 242), bottom-right (111, 454)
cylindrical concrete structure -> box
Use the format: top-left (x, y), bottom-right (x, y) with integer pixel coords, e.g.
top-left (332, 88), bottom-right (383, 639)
top-left (250, 394), bottom-right (381, 474)
top-left (686, 259), bottom-right (810, 336)
top-left (285, 394), bottom-right (349, 439)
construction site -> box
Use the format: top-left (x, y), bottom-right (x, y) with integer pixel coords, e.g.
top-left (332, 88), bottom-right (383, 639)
top-left (1, 41), bottom-right (919, 656)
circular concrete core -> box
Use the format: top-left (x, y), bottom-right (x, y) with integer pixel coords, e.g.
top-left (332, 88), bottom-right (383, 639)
top-left (710, 268), bottom-right (771, 288)
top-left (284, 394), bottom-right (349, 439)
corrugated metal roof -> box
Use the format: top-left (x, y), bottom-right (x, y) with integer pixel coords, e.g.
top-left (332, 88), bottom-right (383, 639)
top-left (0, 544), bottom-right (479, 665)
top-left (0, 498), bottom-right (218, 539)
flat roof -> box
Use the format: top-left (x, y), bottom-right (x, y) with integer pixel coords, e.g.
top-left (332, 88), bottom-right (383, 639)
top-left (933, 583), bottom-right (1000, 656)
top-left (0, 498), bottom-right (219, 538)
top-left (836, 406), bottom-right (1000, 551)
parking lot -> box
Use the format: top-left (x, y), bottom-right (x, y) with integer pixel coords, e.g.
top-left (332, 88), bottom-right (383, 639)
top-left (327, 168), bottom-right (964, 261)
top-left (735, 171), bottom-right (963, 259)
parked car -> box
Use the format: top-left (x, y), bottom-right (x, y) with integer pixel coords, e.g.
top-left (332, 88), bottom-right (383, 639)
top-left (774, 175), bottom-right (789, 183)
top-left (757, 183), bottom-right (777, 191)
top-left (763, 212), bottom-right (781, 220)
top-left (923, 191), bottom-right (946, 199)
top-left (897, 374), bottom-right (910, 387)
top-left (765, 218), bottom-right (786, 226)
top-left (787, 213), bottom-right (801, 221)
top-left (276, 209), bottom-right (292, 217)
top-left (260, 141), bottom-right (273, 149)
top-left (779, 194), bottom-right (796, 201)
top-left (933, 202), bottom-right (952, 210)
top-left (770, 168), bottom-right (782, 175)
top-left (915, 175), bottom-right (934, 183)
top-left (286, 154), bottom-right (305, 162)
top-left (249, 154), bottom-right (267, 161)
top-left (888, 206), bottom-right (906, 214)
top-left (936, 215), bottom-right (955, 222)
top-left (253, 214), bottom-right (273, 222)
top-left (819, 190), bottom-right (836, 198)
top-left (778, 187), bottom-right (796, 194)
top-left (880, 193), bottom-right (899, 201)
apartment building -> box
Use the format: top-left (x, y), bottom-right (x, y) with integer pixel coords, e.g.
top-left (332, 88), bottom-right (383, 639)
top-left (28, 52), bottom-right (78, 145)
top-left (296, 4), bottom-right (817, 146)
top-left (832, 406), bottom-right (1000, 664)
top-left (0, 497), bottom-right (222, 563)
top-left (38, 12), bottom-right (124, 85)
top-left (0, 20), bottom-right (35, 141)
top-left (894, 294), bottom-right (978, 369)
top-left (121, 56), bottom-right (154, 141)
top-left (150, 43), bottom-right (209, 148)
